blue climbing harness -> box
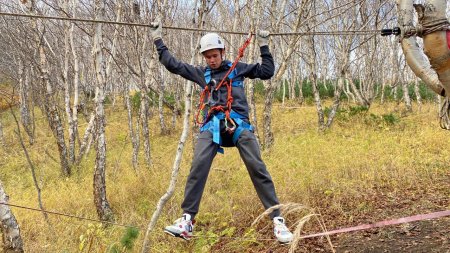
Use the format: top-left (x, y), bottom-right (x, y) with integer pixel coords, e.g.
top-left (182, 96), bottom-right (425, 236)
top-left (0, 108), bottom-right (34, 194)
top-left (199, 63), bottom-right (253, 154)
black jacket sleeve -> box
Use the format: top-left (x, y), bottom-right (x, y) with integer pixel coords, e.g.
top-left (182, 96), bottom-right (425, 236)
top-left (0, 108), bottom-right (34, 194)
top-left (154, 39), bottom-right (207, 88)
top-left (236, 45), bottom-right (275, 80)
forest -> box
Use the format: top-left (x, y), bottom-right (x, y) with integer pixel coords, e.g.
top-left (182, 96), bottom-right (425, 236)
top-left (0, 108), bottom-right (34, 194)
top-left (0, 0), bottom-right (449, 252)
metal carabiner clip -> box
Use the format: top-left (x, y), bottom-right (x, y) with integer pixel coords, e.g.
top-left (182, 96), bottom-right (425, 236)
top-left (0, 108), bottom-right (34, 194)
top-left (225, 118), bottom-right (236, 133)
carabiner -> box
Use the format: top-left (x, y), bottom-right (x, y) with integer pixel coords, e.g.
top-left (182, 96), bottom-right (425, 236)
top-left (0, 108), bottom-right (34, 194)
top-left (225, 118), bottom-right (236, 133)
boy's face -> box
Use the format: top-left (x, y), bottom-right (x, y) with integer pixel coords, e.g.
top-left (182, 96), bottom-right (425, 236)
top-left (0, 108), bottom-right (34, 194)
top-left (202, 49), bottom-right (224, 69)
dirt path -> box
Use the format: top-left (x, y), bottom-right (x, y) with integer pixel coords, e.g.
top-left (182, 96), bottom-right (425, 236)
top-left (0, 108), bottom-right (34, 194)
top-left (333, 176), bottom-right (450, 253)
top-left (335, 218), bottom-right (449, 253)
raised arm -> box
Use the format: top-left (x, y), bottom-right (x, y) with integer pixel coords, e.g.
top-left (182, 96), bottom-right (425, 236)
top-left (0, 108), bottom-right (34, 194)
top-left (237, 30), bottom-right (275, 80)
top-left (150, 21), bottom-right (206, 87)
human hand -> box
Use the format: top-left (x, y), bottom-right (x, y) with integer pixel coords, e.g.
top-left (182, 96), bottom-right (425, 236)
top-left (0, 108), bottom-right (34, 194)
top-left (150, 20), bottom-right (162, 41)
top-left (257, 30), bottom-right (270, 47)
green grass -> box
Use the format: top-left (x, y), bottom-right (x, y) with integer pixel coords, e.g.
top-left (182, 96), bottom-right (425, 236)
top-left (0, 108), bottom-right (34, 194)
top-left (0, 100), bottom-right (449, 252)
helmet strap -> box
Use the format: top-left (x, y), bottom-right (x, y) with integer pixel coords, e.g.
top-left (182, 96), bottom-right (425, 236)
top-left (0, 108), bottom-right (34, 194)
top-left (220, 48), bottom-right (225, 60)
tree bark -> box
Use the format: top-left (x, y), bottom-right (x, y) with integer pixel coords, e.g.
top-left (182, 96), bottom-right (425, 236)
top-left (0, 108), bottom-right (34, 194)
top-left (348, 77), bottom-right (370, 106)
top-left (312, 74), bottom-right (325, 130)
top-left (39, 43), bottom-right (71, 177)
top-left (0, 180), bottom-right (24, 253)
top-left (414, 78), bottom-right (422, 109)
top-left (246, 0), bottom-right (262, 145)
top-left (172, 78), bottom-right (182, 129)
top-left (326, 76), bottom-right (344, 128)
top-left (306, 34), bottom-right (325, 130)
top-left (0, 120), bottom-right (4, 148)
top-left (263, 82), bottom-right (275, 149)
top-left (141, 1), bottom-right (205, 251)
top-left (158, 67), bottom-right (169, 135)
top-left (124, 82), bottom-right (139, 171)
top-left (63, 0), bottom-right (75, 165)
top-left (75, 113), bottom-right (95, 165)
top-left (25, 0), bottom-right (70, 176)
top-left (380, 78), bottom-right (386, 104)
top-left (18, 59), bottom-right (33, 144)
top-left (262, 0), bottom-right (308, 148)
top-left (70, 0), bottom-right (80, 154)
top-left (402, 80), bottom-right (412, 112)
top-left (140, 93), bottom-right (152, 167)
top-left (92, 0), bottom-right (114, 222)
top-left (141, 60), bottom-right (193, 253)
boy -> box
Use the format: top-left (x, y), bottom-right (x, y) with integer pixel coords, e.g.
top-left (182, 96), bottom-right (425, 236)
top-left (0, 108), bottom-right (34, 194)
top-left (150, 21), bottom-right (293, 244)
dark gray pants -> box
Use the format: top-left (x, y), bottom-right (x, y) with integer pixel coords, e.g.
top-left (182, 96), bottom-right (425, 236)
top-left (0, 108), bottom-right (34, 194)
top-left (181, 129), bottom-right (281, 219)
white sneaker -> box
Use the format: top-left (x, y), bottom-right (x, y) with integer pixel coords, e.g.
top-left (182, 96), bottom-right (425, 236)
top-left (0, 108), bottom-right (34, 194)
top-left (164, 214), bottom-right (195, 240)
top-left (273, 216), bottom-right (293, 244)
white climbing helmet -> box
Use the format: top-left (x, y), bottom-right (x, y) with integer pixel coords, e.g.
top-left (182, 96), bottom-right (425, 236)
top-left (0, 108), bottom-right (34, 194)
top-left (199, 33), bottom-right (225, 53)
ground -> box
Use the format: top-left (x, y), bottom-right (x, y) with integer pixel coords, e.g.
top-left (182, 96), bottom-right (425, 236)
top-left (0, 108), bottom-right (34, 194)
top-left (1, 101), bottom-right (449, 252)
top-left (316, 176), bottom-right (449, 253)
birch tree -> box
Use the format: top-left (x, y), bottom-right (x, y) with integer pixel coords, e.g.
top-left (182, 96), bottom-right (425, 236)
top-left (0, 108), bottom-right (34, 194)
top-left (0, 180), bottom-right (24, 253)
top-left (263, 0), bottom-right (309, 149)
top-left (245, 0), bottom-right (262, 144)
top-left (0, 120), bottom-right (4, 147)
top-left (92, 0), bottom-right (114, 222)
top-left (141, 0), bottom-right (210, 251)
top-left (18, 58), bottom-right (33, 144)
top-left (35, 19), bottom-right (71, 176)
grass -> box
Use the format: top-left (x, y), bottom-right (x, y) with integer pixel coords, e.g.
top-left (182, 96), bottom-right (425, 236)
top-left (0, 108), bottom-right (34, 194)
top-left (0, 100), bottom-right (449, 252)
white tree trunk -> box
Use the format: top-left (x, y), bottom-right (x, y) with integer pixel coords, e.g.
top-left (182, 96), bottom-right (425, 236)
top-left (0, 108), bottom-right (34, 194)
top-left (76, 113), bottom-right (95, 165)
top-left (63, 0), bottom-right (75, 165)
top-left (263, 0), bottom-right (307, 148)
top-left (326, 76), bottom-right (344, 128)
top-left (306, 34), bottom-right (325, 130)
top-left (263, 81), bottom-right (275, 149)
top-left (18, 59), bottom-right (33, 143)
top-left (158, 68), bottom-right (168, 135)
top-left (380, 77), bottom-right (386, 104)
top-left (140, 94), bottom-right (152, 167)
top-left (402, 80), bottom-right (412, 112)
top-left (141, 66), bottom-right (193, 253)
top-left (39, 44), bottom-right (71, 176)
top-left (141, 33), bottom-right (197, 253)
top-left (246, 0), bottom-right (262, 145)
top-left (92, 0), bottom-right (113, 222)
top-left (0, 120), bottom-right (4, 147)
top-left (0, 180), bottom-right (24, 253)
top-left (124, 82), bottom-right (139, 171)
top-left (312, 74), bottom-right (325, 129)
top-left (70, 0), bottom-right (80, 155)
top-left (141, 0), bottom-right (205, 250)
top-left (414, 78), bottom-right (422, 109)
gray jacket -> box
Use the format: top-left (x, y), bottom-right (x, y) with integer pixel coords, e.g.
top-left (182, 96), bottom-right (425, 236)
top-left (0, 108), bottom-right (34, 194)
top-left (154, 38), bottom-right (275, 119)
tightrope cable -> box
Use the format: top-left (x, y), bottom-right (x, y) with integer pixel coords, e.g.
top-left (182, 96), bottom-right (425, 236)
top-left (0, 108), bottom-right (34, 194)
top-left (0, 202), bottom-right (143, 230)
top-left (0, 11), bottom-right (382, 36)
top-left (1, 202), bottom-right (449, 242)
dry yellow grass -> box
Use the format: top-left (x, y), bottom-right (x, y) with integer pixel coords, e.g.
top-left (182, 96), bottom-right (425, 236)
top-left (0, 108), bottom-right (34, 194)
top-left (0, 100), bottom-right (449, 252)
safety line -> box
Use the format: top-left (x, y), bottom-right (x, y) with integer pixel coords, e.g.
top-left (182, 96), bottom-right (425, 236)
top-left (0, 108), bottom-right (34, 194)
top-left (299, 209), bottom-right (450, 239)
top-left (190, 210), bottom-right (450, 241)
top-left (0, 202), bottom-right (143, 230)
top-left (0, 11), bottom-right (382, 36)
top-left (1, 202), bottom-right (448, 242)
